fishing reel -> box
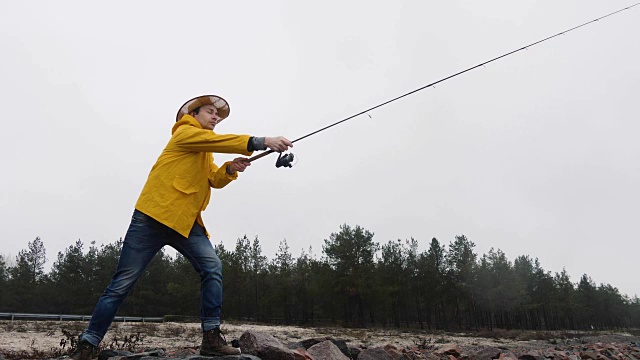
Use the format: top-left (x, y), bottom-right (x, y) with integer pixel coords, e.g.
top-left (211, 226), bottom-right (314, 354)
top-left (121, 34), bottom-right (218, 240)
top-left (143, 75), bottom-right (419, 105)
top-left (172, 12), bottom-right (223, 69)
top-left (276, 152), bottom-right (295, 168)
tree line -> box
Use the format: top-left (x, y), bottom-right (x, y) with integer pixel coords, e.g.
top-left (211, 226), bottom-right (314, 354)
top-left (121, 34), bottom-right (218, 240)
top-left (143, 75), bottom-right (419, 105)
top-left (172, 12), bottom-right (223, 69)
top-left (1, 224), bottom-right (638, 331)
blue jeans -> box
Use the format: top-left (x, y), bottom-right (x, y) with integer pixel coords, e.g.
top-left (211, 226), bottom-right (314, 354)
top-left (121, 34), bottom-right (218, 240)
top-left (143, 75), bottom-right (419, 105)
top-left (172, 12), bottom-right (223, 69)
top-left (80, 210), bottom-right (223, 346)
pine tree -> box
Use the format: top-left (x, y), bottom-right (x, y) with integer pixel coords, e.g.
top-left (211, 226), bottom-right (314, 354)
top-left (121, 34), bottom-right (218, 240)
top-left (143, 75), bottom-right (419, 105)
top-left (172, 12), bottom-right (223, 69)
top-left (323, 224), bottom-right (378, 326)
top-left (418, 238), bottom-right (447, 329)
top-left (8, 237), bottom-right (48, 311)
top-left (0, 255), bottom-right (7, 309)
top-left (445, 235), bottom-right (477, 329)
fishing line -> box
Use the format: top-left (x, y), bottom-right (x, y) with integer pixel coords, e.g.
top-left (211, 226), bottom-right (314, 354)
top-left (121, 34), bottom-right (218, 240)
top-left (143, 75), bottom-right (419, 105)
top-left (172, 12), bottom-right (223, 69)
top-left (249, 3), bottom-right (640, 167)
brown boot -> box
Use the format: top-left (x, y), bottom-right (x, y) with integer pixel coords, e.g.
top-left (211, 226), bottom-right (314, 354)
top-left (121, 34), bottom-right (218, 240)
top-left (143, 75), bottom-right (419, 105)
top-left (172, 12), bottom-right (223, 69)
top-left (69, 340), bottom-right (96, 360)
top-left (200, 327), bottom-right (241, 356)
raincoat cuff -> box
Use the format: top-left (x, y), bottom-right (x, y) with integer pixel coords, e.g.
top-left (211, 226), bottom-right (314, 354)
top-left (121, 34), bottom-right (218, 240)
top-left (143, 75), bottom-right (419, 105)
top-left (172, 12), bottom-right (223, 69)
top-left (222, 161), bottom-right (239, 180)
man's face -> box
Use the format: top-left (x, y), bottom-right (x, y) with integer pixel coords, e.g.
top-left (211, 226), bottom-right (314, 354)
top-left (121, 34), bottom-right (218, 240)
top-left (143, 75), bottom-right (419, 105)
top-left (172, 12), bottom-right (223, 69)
top-left (191, 104), bottom-right (223, 130)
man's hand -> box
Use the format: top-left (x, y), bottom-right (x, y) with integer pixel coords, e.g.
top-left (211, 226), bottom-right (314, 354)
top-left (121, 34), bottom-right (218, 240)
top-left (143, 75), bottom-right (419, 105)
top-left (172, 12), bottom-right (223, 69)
top-left (264, 136), bottom-right (293, 152)
top-left (227, 157), bottom-right (251, 174)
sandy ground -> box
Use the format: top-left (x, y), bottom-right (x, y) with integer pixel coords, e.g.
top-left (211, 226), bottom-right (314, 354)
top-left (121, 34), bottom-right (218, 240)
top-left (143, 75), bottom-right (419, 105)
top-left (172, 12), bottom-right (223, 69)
top-left (0, 320), bottom-right (637, 358)
top-left (0, 320), bottom-right (510, 352)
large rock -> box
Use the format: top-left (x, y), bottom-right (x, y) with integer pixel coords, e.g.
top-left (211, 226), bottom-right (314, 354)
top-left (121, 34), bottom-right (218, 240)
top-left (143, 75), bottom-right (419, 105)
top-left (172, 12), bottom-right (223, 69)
top-left (293, 347), bottom-right (315, 360)
top-left (468, 347), bottom-right (502, 360)
top-left (98, 349), bottom-right (134, 360)
top-left (383, 344), bottom-right (404, 360)
top-left (329, 340), bottom-right (350, 359)
top-left (435, 344), bottom-right (462, 358)
top-left (161, 348), bottom-right (198, 358)
top-left (299, 337), bottom-right (331, 349)
top-left (580, 352), bottom-right (600, 360)
top-left (349, 347), bottom-right (362, 359)
top-left (290, 337), bottom-right (351, 359)
top-left (308, 340), bottom-right (350, 360)
top-left (135, 356), bottom-right (261, 360)
top-left (498, 352), bottom-right (518, 360)
top-left (517, 350), bottom-right (546, 360)
top-left (358, 348), bottom-right (394, 360)
top-left (98, 349), bottom-right (164, 359)
top-left (239, 330), bottom-right (296, 360)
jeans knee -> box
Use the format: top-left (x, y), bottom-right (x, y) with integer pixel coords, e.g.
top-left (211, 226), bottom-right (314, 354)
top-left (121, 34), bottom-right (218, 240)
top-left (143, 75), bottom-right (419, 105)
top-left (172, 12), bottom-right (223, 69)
top-left (104, 284), bottom-right (127, 299)
top-left (104, 270), bottom-right (139, 298)
top-left (200, 256), bottom-right (222, 280)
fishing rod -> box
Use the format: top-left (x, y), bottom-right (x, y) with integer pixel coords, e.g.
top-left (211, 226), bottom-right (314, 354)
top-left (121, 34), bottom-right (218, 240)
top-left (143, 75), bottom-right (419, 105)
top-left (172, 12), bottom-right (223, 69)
top-left (249, 3), bottom-right (640, 168)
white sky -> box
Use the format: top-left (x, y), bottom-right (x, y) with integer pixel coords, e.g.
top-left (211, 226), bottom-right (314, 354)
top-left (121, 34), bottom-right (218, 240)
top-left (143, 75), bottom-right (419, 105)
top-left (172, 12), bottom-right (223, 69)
top-left (1, 1), bottom-right (638, 297)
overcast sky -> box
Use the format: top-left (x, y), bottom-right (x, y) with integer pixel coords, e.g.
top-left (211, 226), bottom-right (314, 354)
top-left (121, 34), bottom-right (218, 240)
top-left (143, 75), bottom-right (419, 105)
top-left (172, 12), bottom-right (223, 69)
top-left (1, 1), bottom-right (638, 297)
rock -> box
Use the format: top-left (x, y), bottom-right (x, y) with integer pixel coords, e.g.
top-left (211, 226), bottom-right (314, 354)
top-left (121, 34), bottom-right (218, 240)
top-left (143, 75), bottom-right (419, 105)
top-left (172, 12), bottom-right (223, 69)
top-left (404, 347), bottom-right (423, 359)
top-left (163, 348), bottom-right (198, 357)
top-left (436, 344), bottom-right (462, 358)
top-left (99, 350), bottom-right (134, 360)
top-left (100, 349), bottom-right (164, 359)
top-left (239, 330), bottom-right (296, 360)
top-left (188, 355), bottom-right (262, 360)
top-left (293, 347), bottom-right (315, 360)
top-left (291, 337), bottom-right (351, 359)
top-left (331, 340), bottom-right (351, 359)
top-left (581, 352), bottom-right (599, 360)
top-left (468, 347), bottom-right (502, 360)
top-left (548, 350), bottom-right (569, 360)
top-left (289, 341), bottom-right (307, 350)
top-left (516, 355), bottom-right (542, 360)
top-left (308, 340), bottom-right (350, 360)
top-left (359, 348), bottom-right (393, 360)
top-left (349, 347), bottom-right (362, 359)
top-left (146, 355), bottom-right (261, 360)
top-left (300, 337), bottom-right (330, 349)
top-left (517, 350), bottom-right (546, 360)
top-left (498, 352), bottom-right (518, 360)
top-left (383, 344), bottom-right (404, 360)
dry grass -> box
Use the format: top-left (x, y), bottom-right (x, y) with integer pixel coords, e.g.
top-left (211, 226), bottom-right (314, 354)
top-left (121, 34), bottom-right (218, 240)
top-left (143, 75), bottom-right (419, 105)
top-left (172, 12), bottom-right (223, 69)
top-left (0, 320), bottom-right (637, 360)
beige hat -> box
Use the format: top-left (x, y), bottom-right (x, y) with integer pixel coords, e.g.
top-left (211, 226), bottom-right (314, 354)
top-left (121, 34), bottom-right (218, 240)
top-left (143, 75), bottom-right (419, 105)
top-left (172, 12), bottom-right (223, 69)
top-left (176, 95), bottom-right (230, 122)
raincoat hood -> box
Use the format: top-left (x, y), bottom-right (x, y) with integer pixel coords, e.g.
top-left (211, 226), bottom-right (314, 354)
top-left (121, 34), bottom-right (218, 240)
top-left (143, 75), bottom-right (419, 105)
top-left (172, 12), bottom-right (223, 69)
top-left (173, 114), bottom-right (203, 134)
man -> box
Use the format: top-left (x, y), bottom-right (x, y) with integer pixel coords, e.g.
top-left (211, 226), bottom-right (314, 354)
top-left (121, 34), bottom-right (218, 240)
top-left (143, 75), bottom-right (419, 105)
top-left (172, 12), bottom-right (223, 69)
top-left (70, 95), bottom-right (293, 359)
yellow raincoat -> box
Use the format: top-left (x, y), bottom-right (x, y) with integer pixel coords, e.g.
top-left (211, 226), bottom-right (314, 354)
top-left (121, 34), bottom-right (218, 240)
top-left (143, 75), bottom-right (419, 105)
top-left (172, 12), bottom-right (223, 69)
top-left (135, 114), bottom-right (253, 238)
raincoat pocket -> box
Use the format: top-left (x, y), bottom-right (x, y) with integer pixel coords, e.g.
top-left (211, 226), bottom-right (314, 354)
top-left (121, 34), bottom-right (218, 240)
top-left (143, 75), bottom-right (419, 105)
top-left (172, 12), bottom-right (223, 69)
top-left (172, 177), bottom-right (199, 194)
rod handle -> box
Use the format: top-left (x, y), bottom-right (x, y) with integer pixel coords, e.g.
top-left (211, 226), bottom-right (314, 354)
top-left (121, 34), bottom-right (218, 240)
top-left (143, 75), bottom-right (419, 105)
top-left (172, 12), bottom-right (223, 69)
top-left (248, 149), bottom-right (275, 163)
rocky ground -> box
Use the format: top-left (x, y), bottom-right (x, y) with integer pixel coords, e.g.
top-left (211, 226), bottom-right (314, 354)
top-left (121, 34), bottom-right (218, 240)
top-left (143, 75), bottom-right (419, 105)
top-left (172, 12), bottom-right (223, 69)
top-left (0, 320), bottom-right (638, 360)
